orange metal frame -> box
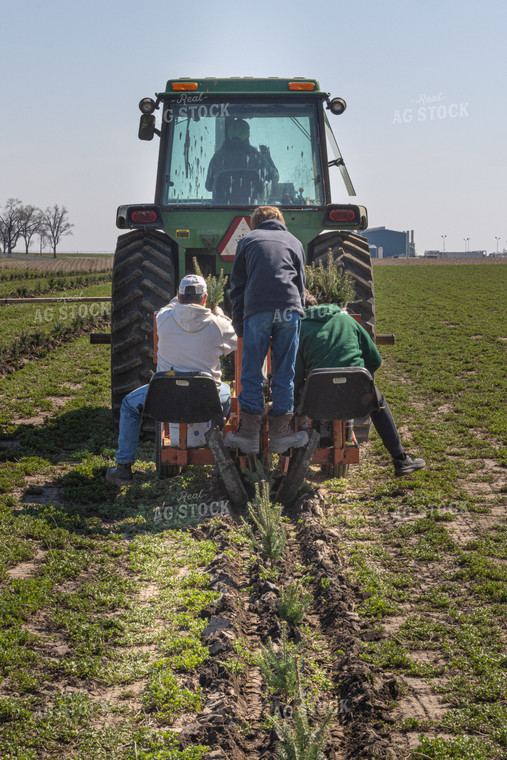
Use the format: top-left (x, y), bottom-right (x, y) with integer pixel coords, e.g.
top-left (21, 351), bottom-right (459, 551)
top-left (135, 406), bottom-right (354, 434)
top-left (153, 318), bottom-right (361, 470)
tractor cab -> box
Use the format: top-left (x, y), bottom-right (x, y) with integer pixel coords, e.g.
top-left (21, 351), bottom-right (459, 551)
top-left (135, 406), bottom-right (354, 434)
top-left (121, 79), bottom-right (367, 256)
top-left (162, 99), bottom-right (325, 208)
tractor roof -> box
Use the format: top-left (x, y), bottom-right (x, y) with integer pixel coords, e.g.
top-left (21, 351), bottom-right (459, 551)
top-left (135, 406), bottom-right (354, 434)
top-left (158, 77), bottom-right (326, 97)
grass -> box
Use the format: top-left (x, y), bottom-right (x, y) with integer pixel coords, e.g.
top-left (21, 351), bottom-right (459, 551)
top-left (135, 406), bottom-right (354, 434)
top-left (374, 263), bottom-right (507, 459)
top-left (0, 273), bottom-right (221, 756)
top-left (0, 261), bottom-right (505, 758)
top-left (320, 263), bottom-right (507, 758)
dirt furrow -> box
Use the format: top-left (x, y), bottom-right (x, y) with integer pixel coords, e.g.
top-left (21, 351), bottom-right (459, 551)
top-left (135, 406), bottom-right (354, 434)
top-left (294, 507), bottom-right (399, 759)
top-left (178, 522), bottom-right (276, 759)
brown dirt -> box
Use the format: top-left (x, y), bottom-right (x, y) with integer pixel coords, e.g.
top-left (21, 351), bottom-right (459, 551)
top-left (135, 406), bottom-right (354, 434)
top-left (296, 513), bottom-right (399, 759)
top-left (176, 512), bottom-right (403, 760)
top-left (5, 549), bottom-right (47, 581)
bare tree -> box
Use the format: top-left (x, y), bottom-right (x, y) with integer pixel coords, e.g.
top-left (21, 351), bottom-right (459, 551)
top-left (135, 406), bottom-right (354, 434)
top-left (41, 204), bottom-right (74, 258)
top-left (0, 198), bottom-right (23, 256)
top-left (18, 204), bottom-right (42, 254)
top-left (38, 225), bottom-right (49, 256)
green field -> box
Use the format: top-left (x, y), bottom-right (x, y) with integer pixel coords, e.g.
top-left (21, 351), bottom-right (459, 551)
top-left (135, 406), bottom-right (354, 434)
top-left (0, 260), bottom-right (505, 759)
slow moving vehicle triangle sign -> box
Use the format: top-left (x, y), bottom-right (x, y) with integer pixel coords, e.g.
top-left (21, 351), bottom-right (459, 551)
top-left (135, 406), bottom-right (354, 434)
top-left (217, 216), bottom-right (251, 261)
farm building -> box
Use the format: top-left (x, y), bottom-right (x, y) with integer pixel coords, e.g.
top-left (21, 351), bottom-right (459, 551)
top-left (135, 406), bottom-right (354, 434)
top-left (359, 227), bottom-right (415, 258)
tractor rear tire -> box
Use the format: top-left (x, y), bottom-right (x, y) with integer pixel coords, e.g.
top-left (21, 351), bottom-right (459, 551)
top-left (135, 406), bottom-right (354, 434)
top-left (155, 423), bottom-right (181, 478)
top-left (308, 231), bottom-right (375, 338)
top-left (111, 229), bottom-right (176, 438)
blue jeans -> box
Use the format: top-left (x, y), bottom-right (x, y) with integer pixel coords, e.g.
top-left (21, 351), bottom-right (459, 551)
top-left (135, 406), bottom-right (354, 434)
top-left (116, 382), bottom-right (231, 463)
top-left (239, 310), bottom-right (301, 416)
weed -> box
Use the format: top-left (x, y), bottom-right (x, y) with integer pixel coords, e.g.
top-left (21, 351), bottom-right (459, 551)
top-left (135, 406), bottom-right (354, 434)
top-left (131, 728), bottom-right (209, 760)
top-left (362, 640), bottom-right (444, 677)
top-left (143, 665), bottom-right (203, 722)
top-left (413, 735), bottom-right (501, 759)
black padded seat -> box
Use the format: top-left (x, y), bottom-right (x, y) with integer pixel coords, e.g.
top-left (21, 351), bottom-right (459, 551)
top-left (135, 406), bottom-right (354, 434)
top-left (298, 367), bottom-right (379, 421)
top-left (142, 371), bottom-right (222, 423)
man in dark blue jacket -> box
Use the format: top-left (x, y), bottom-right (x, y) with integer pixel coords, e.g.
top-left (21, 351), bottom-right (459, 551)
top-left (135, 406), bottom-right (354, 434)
top-left (225, 206), bottom-right (308, 454)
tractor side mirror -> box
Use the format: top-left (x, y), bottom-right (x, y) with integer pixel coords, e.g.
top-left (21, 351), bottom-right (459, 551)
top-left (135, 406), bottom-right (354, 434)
top-left (138, 114), bottom-right (156, 141)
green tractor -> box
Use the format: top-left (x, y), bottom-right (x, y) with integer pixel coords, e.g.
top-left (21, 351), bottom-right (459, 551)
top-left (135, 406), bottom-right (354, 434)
top-left (110, 77), bottom-right (373, 434)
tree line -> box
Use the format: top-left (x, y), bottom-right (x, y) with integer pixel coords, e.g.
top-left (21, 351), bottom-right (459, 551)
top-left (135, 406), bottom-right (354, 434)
top-left (0, 199), bottom-right (74, 258)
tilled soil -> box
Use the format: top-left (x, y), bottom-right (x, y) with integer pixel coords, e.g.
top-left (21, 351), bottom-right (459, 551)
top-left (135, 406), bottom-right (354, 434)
top-left (0, 256), bottom-right (113, 272)
top-left (184, 507), bottom-right (400, 760)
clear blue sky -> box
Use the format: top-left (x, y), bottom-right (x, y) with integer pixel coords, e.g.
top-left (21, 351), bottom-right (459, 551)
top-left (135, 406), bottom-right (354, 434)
top-left (1, 0), bottom-right (505, 255)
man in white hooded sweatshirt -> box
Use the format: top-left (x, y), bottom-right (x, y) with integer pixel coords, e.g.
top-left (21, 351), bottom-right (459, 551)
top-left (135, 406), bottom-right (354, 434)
top-left (106, 275), bottom-right (237, 483)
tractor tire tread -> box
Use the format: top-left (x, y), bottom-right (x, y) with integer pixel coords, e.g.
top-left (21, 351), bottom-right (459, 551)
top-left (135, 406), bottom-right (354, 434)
top-left (308, 230), bottom-right (375, 338)
top-left (111, 230), bottom-right (176, 437)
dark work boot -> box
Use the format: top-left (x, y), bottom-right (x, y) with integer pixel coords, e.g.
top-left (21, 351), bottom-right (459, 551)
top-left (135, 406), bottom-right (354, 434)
top-left (393, 453), bottom-right (426, 477)
top-left (105, 462), bottom-right (133, 484)
top-left (224, 411), bottom-right (261, 454)
top-left (269, 413), bottom-right (308, 453)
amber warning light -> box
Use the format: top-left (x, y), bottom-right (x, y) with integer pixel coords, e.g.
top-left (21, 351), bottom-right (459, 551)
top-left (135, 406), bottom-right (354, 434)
top-left (172, 82), bottom-right (198, 91)
top-left (288, 82), bottom-right (315, 91)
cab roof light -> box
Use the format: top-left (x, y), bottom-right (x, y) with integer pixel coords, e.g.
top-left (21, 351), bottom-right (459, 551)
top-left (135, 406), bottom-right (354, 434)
top-left (288, 81), bottom-right (315, 91)
top-left (172, 82), bottom-right (198, 91)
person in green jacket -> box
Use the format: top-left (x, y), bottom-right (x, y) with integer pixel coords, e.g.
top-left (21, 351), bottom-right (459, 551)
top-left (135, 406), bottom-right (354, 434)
top-left (294, 291), bottom-right (425, 477)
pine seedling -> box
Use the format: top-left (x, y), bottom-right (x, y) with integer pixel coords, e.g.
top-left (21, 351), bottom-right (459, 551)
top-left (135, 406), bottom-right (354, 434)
top-left (266, 674), bottom-right (335, 760)
top-left (242, 481), bottom-right (287, 562)
top-left (278, 581), bottom-right (313, 626)
top-left (305, 249), bottom-right (356, 308)
top-left (242, 457), bottom-right (277, 495)
top-left (193, 256), bottom-right (228, 310)
top-left (257, 623), bottom-right (303, 702)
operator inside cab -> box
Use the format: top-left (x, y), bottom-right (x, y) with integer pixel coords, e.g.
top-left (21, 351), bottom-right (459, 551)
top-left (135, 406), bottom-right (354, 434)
top-left (205, 118), bottom-right (278, 205)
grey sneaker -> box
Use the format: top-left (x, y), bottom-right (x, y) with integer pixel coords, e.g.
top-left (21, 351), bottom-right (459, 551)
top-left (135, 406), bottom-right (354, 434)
top-left (105, 463), bottom-right (133, 483)
top-left (393, 453), bottom-right (426, 477)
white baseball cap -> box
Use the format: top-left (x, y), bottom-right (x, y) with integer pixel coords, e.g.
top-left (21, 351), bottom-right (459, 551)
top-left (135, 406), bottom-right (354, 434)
top-left (178, 274), bottom-right (207, 296)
